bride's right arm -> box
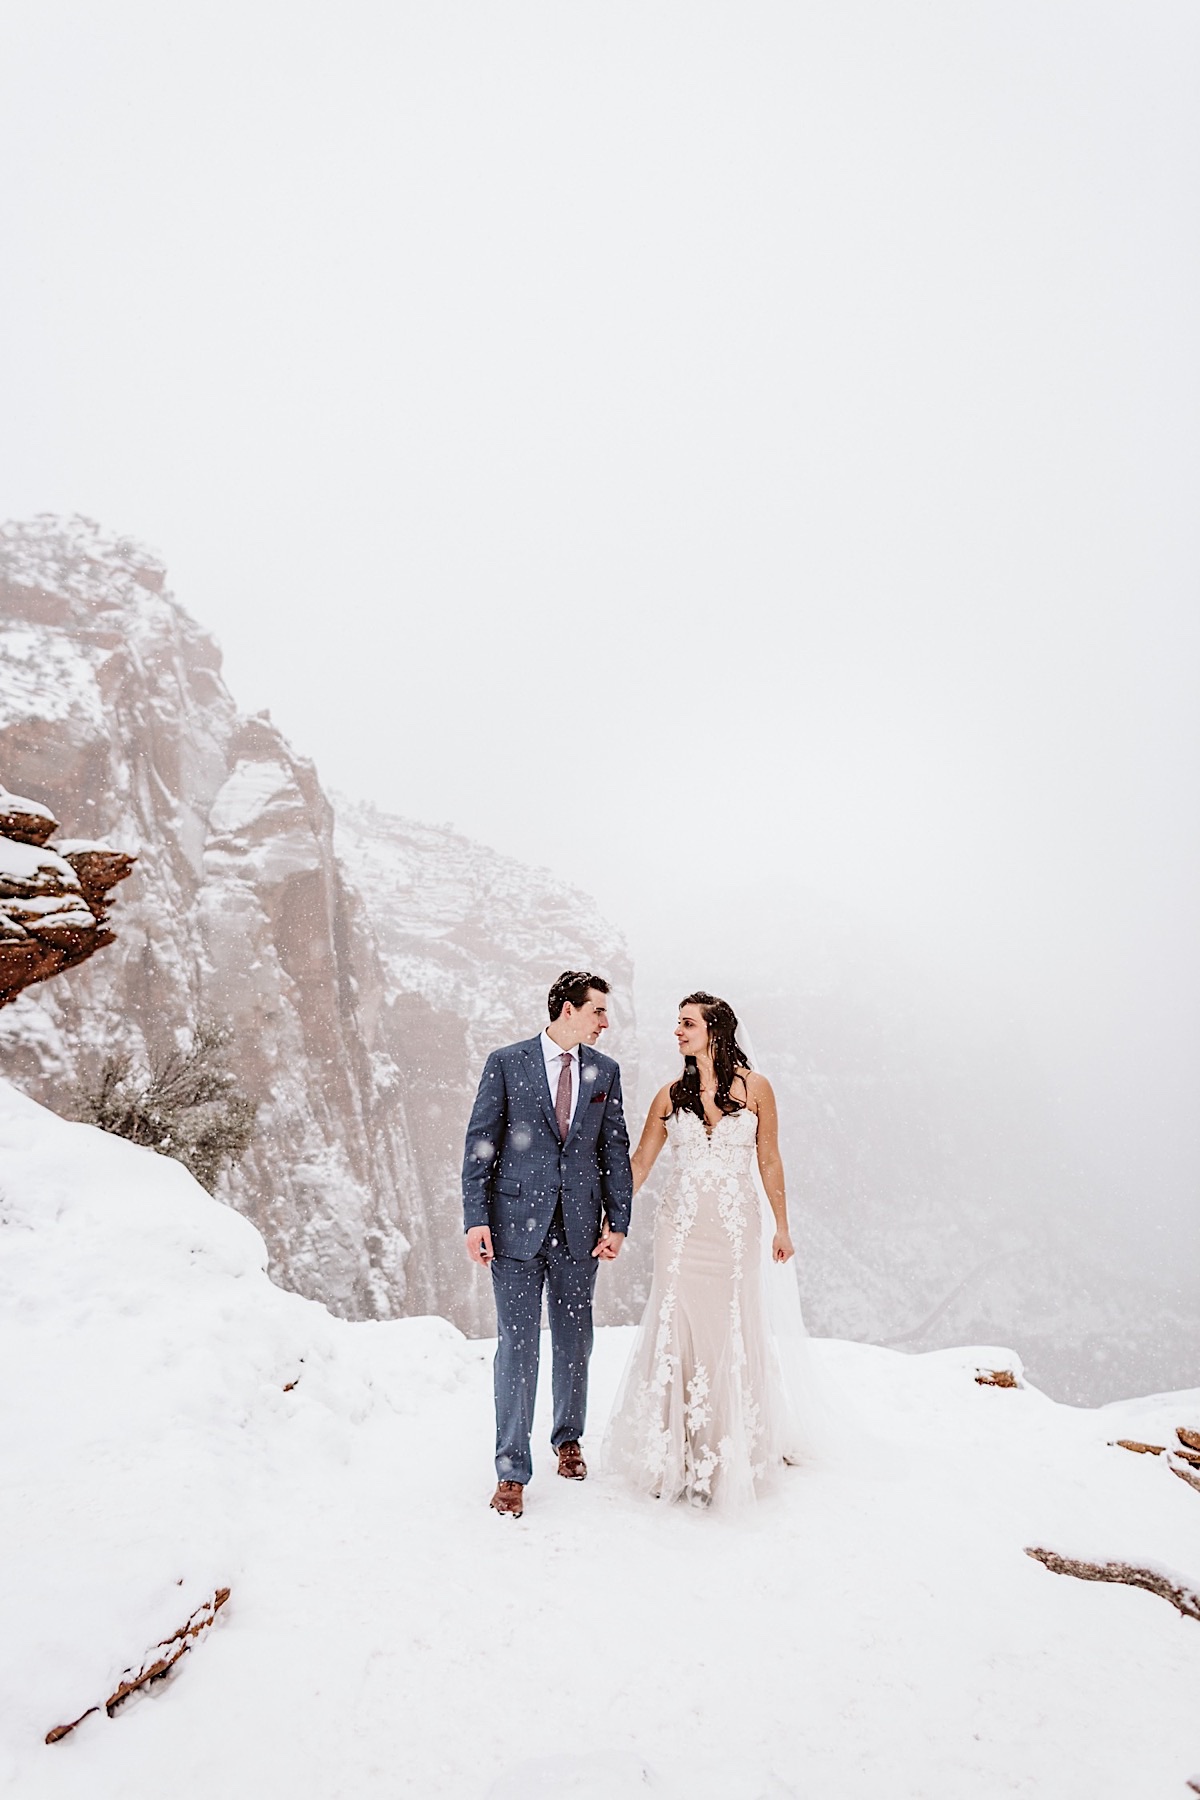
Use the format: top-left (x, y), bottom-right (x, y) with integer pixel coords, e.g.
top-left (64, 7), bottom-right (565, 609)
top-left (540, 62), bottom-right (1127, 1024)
top-left (629, 1086), bottom-right (671, 1194)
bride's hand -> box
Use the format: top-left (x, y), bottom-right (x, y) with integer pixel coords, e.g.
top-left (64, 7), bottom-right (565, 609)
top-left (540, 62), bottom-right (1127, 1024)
top-left (772, 1229), bottom-right (794, 1264)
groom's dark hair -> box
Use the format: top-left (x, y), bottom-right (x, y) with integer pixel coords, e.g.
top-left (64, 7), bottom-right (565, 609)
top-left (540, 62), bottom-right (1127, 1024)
top-left (547, 970), bottom-right (610, 1021)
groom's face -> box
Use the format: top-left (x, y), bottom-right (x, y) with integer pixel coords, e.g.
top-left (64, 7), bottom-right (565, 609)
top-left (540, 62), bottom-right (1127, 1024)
top-left (563, 989), bottom-right (610, 1046)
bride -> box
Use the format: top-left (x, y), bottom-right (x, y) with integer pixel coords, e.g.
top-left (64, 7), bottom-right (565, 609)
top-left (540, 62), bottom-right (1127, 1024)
top-left (605, 991), bottom-right (816, 1507)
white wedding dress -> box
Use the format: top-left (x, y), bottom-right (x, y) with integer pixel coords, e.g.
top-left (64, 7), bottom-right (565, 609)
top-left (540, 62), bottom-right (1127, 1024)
top-left (605, 1106), bottom-right (821, 1508)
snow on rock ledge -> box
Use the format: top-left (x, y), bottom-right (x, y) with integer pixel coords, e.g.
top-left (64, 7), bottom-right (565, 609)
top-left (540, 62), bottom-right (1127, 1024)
top-left (0, 787), bottom-right (133, 1005)
top-left (0, 790), bottom-right (57, 845)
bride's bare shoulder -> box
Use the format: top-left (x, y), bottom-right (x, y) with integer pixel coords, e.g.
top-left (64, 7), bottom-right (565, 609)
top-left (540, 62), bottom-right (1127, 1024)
top-left (649, 1082), bottom-right (673, 1121)
top-left (735, 1068), bottom-right (773, 1110)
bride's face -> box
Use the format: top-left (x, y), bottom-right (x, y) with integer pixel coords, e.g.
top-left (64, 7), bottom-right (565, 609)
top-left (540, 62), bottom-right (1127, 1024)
top-left (675, 1007), bottom-right (709, 1059)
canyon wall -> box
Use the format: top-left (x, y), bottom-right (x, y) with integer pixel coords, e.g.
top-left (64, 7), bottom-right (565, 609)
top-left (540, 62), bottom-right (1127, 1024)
top-left (0, 517), bottom-right (635, 1332)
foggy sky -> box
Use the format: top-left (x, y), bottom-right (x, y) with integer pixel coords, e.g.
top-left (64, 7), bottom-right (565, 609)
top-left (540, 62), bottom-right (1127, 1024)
top-left (1, 3), bottom-right (1197, 1255)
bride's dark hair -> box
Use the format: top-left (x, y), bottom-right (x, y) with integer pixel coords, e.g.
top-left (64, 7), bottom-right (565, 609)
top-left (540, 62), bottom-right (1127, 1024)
top-left (670, 992), bottom-right (752, 1121)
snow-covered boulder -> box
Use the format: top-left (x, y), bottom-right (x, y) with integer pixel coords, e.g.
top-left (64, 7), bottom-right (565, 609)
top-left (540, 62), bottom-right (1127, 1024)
top-left (0, 789), bottom-right (57, 846)
top-left (0, 787), bottom-right (133, 1006)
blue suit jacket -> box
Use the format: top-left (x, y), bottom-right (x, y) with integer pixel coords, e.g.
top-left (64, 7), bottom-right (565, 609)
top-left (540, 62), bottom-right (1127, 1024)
top-left (462, 1036), bottom-right (634, 1261)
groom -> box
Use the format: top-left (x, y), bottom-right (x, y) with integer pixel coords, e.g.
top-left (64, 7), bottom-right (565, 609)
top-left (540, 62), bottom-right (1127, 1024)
top-left (462, 970), bottom-right (633, 1518)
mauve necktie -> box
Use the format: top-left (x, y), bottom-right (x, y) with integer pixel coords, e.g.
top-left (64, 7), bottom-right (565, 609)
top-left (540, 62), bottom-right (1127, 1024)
top-left (555, 1051), bottom-right (573, 1141)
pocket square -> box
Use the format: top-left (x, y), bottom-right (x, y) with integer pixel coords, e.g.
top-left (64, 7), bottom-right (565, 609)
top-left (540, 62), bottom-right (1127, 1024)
top-left (589, 1091), bottom-right (608, 1104)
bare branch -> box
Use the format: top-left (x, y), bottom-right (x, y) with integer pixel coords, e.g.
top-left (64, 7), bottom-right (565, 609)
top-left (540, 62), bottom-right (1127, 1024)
top-left (1025, 1548), bottom-right (1200, 1623)
top-left (46, 1588), bottom-right (231, 1744)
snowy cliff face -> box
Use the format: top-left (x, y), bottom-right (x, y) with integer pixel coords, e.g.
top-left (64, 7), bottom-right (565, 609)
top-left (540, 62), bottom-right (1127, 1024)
top-left (0, 516), bottom-right (417, 1319)
top-left (0, 517), bottom-right (636, 1330)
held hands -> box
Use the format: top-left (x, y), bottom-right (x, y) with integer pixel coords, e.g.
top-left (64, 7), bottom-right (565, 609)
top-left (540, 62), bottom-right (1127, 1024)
top-left (772, 1229), bottom-right (795, 1264)
top-left (468, 1223), bottom-right (626, 1264)
top-left (466, 1226), bottom-right (494, 1266)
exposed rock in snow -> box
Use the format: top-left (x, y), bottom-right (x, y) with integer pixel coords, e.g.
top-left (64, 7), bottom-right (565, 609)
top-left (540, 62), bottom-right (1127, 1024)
top-left (0, 789), bottom-right (57, 845)
top-left (0, 786), bottom-right (133, 1005)
top-left (0, 517), bottom-right (635, 1330)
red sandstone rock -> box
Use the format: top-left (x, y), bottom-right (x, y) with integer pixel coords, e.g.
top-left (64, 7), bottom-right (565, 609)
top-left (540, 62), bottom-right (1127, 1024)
top-left (58, 843), bottom-right (136, 919)
top-left (0, 790), bottom-right (58, 846)
top-left (0, 806), bottom-right (134, 1007)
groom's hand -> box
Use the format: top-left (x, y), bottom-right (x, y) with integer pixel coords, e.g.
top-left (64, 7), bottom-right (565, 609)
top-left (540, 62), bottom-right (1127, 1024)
top-left (592, 1229), bottom-right (625, 1261)
top-left (466, 1226), bottom-right (494, 1266)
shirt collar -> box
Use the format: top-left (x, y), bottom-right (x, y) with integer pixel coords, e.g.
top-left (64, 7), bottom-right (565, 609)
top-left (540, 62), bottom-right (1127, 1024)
top-left (541, 1029), bottom-right (578, 1064)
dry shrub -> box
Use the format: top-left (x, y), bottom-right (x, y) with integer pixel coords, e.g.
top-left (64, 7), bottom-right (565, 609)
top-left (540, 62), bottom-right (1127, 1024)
top-left (72, 1020), bottom-right (257, 1193)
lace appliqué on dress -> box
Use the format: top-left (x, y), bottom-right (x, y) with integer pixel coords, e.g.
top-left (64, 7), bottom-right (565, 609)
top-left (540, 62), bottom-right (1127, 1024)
top-left (605, 1108), bottom-right (784, 1506)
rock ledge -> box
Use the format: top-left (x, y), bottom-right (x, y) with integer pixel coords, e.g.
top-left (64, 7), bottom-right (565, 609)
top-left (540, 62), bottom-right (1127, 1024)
top-left (0, 788), bottom-right (134, 1005)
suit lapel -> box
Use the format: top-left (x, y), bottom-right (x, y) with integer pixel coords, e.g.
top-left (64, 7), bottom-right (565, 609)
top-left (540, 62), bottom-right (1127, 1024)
top-left (523, 1036), bottom-right (560, 1139)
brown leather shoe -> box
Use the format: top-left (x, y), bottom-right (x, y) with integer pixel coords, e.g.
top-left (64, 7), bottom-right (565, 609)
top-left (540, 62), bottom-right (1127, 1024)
top-left (489, 1480), bottom-right (524, 1517)
top-left (556, 1440), bottom-right (587, 1481)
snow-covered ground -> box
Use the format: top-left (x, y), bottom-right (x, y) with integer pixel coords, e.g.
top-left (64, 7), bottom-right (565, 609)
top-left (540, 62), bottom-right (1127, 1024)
top-left (2, 1077), bottom-right (1198, 1800)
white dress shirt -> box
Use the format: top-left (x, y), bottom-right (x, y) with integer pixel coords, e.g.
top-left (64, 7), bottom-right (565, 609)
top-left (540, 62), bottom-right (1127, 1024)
top-left (540, 1030), bottom-right (580, 1127)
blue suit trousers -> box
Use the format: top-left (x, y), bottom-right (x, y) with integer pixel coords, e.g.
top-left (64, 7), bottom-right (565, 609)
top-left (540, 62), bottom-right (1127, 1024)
top-left (491, 1208), bottom-right (598, 1486)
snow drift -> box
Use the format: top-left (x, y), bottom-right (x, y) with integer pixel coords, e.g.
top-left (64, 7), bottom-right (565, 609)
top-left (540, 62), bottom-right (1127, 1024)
top-left (3, 1074), bottom-right (1199, 1799)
